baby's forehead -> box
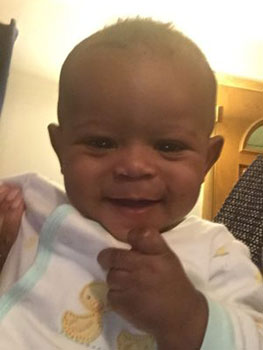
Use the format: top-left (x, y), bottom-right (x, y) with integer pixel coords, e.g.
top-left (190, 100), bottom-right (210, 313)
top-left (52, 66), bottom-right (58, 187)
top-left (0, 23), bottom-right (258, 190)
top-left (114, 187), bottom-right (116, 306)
top-left (63, 41), bottom-right (205, 74)
top-left (60, 44), bottom-right (213, 103)
top-left (59, 18), bottom-right (216, 109)
top-left (58, 48), bottom-right (214, 135)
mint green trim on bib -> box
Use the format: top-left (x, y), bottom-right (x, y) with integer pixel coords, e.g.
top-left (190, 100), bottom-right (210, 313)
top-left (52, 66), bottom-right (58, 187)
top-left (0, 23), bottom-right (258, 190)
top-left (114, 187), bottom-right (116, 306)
top-left (201, 297), bottom-right (235, 350)
top-left (0, 204), bottom-right (73, 320)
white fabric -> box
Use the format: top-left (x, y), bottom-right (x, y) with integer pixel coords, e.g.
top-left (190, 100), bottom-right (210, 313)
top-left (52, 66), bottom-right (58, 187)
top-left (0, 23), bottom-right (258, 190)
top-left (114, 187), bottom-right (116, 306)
top-left (0, 173), bottom-right (67, 295)
top-left (0, 173), bottom-right (262, 349)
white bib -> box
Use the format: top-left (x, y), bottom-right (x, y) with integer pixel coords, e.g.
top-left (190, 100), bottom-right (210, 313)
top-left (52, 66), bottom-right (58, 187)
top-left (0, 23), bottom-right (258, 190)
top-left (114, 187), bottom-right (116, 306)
top-left (0, 204), bottom-right (155, 350)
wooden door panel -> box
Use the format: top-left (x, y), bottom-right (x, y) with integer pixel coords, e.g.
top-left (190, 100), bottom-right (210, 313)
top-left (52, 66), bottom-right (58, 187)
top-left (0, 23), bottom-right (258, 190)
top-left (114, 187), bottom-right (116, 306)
top-left (203, 79), bottom-right (263, 220)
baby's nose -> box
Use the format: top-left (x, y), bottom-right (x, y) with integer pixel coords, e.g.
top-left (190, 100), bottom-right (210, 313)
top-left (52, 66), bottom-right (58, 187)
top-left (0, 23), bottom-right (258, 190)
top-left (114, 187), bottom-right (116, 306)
top-left (113, 144), bottom-right (157, 180)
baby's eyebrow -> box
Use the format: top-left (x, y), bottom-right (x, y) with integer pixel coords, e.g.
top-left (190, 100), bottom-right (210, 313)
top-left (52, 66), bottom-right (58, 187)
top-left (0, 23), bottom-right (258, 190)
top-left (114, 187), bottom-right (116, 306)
top-left (69, 119), bottom-right (121, 135)
top-left (69, 117), bottom-right (104, 129)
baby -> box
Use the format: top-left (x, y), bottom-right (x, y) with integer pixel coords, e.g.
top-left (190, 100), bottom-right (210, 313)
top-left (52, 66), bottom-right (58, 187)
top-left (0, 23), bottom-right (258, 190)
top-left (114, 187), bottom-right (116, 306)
top-left (0, 18), bottom-right (263, 350)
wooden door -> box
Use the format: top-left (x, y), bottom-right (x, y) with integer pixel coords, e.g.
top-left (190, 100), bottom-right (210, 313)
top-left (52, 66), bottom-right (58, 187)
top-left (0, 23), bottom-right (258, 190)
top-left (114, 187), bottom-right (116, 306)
top-left (203, 75), bottom-right (263, 220)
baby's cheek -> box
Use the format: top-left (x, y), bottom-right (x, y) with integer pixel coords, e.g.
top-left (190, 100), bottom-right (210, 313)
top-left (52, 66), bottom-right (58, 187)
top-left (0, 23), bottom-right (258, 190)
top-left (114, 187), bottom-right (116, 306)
top-left (167, 185), bottom-right (200, 218)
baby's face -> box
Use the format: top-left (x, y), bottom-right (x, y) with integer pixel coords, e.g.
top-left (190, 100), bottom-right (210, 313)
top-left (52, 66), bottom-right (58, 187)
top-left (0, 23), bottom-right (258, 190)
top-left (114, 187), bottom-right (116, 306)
top-left (52, 48), bottom-right (221, 242)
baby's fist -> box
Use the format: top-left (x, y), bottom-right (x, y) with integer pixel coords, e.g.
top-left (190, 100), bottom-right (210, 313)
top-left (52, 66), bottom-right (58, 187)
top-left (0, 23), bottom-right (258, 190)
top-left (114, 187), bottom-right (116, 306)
top-left (0, 183), bottom-right (25, 270)
top-left (98, 227), bottom-right (208, 349)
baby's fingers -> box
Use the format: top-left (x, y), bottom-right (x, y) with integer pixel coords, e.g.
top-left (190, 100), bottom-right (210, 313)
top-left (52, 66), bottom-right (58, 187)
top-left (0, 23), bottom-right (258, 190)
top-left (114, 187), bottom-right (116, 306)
top-left (0, 184), bottom-right (24, 211)
top-left (0, 183), bottom-right (25, 247)
top-left (128, 227), bottom-right (171, 255)
top-left (0, 185), bottom-right (25, 269)
top-left (0, 201), bottom-right (24, 244)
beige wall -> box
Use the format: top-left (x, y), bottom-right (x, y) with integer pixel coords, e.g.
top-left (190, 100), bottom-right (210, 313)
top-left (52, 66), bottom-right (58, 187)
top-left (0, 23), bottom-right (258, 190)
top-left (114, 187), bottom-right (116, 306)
top-left (0, 68), bottom-right (63, 185)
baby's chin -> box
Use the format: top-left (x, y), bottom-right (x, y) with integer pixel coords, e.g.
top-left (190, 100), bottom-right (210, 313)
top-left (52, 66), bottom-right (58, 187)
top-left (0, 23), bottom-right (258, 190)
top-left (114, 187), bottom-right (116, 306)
top-left (99, 221), bottom-right (180, 243)
top-left (75, 204), bottom-right (182, 242)
top-left (78, 212), bottom-right (131, 242)
top-left (99, 222), bottom-right (137, 243)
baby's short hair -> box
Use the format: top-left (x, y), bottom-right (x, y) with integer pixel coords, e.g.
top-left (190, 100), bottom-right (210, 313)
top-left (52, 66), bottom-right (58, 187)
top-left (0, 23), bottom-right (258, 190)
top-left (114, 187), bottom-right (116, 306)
top-left (63, 17), bottom-right (214, 73)
top-left (58, 18), bottom-right (216, 126)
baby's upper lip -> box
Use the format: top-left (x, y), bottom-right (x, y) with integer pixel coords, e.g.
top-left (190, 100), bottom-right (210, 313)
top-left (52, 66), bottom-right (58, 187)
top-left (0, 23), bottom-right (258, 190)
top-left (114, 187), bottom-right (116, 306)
top-left (107, 196), bottom-right (161, 201)
top-left (106, 197), bottom-right (162, 206)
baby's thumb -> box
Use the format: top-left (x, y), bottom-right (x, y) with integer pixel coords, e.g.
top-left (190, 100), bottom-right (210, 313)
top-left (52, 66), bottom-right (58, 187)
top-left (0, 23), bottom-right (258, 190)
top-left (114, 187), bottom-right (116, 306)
top-left (127, 227), bottom-right (170, 255)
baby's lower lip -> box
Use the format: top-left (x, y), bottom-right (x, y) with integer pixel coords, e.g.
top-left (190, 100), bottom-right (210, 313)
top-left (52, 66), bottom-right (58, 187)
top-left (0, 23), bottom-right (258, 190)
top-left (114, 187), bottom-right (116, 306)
top-left (107, 198), bottom-right (161, 210)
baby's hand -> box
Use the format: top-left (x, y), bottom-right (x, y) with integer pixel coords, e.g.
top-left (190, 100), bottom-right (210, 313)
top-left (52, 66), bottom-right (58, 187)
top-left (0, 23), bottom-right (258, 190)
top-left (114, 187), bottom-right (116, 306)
top-left (0, 183), bottom-right (25, 271)
top-left (98, 228), bottom-right (208, 350)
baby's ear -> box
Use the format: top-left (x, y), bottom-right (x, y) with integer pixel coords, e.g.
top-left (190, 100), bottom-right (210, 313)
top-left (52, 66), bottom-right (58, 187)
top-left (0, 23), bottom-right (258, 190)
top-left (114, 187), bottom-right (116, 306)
top-left (204, 135), bottom-right (224, 175)
top-left (48, 124), bottom-right (64, 172)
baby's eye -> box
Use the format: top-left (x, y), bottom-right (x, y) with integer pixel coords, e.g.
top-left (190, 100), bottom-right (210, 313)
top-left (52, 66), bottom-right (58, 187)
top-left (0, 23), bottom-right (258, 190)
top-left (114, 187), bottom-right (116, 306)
top-left (155, 140), bottom-right (186, 153)
top-left (86, 137), bottom-right (117, 150)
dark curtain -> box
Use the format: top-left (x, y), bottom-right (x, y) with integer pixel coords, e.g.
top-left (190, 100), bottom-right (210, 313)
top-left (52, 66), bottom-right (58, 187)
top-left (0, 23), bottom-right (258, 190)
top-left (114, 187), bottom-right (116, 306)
top-left (0, 19), bottom-right (18, 115)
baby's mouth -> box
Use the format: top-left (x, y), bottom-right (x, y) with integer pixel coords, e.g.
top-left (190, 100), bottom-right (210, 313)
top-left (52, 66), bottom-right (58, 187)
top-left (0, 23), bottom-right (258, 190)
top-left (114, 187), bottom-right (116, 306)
top-left (107, 198), bottom-right (161, 209)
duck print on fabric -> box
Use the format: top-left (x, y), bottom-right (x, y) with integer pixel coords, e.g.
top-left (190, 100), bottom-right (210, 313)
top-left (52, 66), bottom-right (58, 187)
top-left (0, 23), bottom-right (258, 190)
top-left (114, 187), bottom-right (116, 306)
top-left (61, 281), bottom-right (155, 348)
top-left (62, 281), bottom-right (109, 344)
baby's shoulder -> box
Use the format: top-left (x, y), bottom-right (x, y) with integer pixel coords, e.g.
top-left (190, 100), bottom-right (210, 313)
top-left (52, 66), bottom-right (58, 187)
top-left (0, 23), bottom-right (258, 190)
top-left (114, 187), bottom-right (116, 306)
top-left (183, 215), bottom-right (250, 257)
